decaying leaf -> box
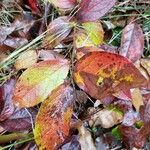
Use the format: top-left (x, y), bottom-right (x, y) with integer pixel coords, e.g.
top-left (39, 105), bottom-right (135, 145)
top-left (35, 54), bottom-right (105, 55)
top-left (48, 0), bottom-right (76, 10)
top-left (34, 84), bottom-right (74, 150)
top-left (74, 21), bottom-right (104, 49)
top-left (15, 50), bottom-right (38, 70)
top-left (13, 58), bottom-right (69, 108)
top-left (131, 88), bottom-right (144, 112)
top-left (78, 125), bottom-right (96, 150)
top-left (4, 38), bottom-right (28, 49)
top-left (42, 16), bottom-right (73, 49)
top-left (0, 78), bottom-right (16, 121)
top-left (0, 108), bottom-right (37, 132)
top-left (59, 135), bottom-right (81, 150)
top-left (140, 58), bottom-right (150, 76)
top-left (120, 23), bottom-right (144, 62)
top-left (89, 109), bottom-right (123, 128)
top-left (76, 0), bottom-right (116, 22)
top-left (74, 50), bottom-right (147, 100)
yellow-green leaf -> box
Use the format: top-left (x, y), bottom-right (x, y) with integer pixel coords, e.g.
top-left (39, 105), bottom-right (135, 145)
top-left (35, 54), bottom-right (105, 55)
top-left (74, 21), bottom-right (104, 48)
top-left (13, 58), bottom-right (69, 108)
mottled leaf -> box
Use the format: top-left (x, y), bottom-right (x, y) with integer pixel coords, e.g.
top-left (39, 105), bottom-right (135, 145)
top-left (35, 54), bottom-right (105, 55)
top-left (74, 21), bottom-right (104, 49)
top-left (48, 0), bottom-right (76, 10)
top-left (74, 50), bottom-right (147, 100)
top-left (0, 108), bottom-right (37, 132)
top-left (34, 84), bottom-right (74, 150)
top-left (13, 58), bottom-right (69, 108)
top-left (76, 0), bottom-right (116, 22)
top-left (42, 16), bottom-right (73, 49)
top-left (120, 23), bottom-right (144, 62)
top-left (0, 78), bottom-right (15, 121)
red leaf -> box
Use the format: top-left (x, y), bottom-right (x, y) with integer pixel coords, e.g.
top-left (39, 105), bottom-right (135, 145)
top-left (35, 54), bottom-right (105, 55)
top-left (74, 50), bottom-right (147, 100)
top-left (34, 84), bottom-right (74, 150)
top-left (76, 0), bottom-right (116, 22)
top-left (120, 23), bottom-right (144, 62)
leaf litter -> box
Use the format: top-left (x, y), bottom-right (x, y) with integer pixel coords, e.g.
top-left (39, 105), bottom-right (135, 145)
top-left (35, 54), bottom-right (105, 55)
top-left (0, 0), bottom-right (150, 149)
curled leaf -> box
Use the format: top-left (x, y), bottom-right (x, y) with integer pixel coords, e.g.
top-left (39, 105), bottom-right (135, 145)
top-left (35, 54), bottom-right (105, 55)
top-left (13, 58), bottom-right (69, 108)
top-left (34, 84), bottom-right (74, 150)
top-left (74, 50), bottom-right (147, 100)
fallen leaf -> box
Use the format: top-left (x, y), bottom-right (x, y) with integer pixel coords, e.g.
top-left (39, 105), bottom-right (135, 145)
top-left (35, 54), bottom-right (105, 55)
top-left (131, 88), bottom-right (144, 112)
top-left (119, 124), bottom-right (150, 149)
top-left (38, 50), bottom-right (63, 61)
top-left (78, 125), bottom-right (96, 150)
top-left (15, 50), bottom-right (38, 70)
top-left (74, 21), bottom-right (104, 49)
top-left (13, 58), bottom-right (69, 108)
top-left (76, 47), bottom-right (103, 59)
top-left (0, 78), bottom-right (16, 121)
top-left (3, 38), bottom-right (28, 49)
top-left (120, 23), bottom-right (144, 62)
top-left (34, 84), bottom-right (74, 150)
top-left (0, 26), bottom-right (15, 44)
top-left (59, 135), bottom-right (81, 150)
top-left (48, 0), bottom-right (76, 10)
top-left (99, 44), bottom-right (118, 54)
top-left (76, 0), bottom-right (116, 22)
top-left (140, 58), bottom-right (150, 76)
top-left (113, 90), bottom-right (132, 101)
top-left (42, 16), bottom-right (73, 49)
top-left (89, 109), bottom-right (123, 128)
top-left (0, 108), bottom-right (37, 132)
top-left (74, 51), bottom-right (147, 100)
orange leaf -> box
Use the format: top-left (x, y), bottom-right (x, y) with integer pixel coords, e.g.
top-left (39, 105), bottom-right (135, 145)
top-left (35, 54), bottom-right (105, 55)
top-left (74, 50), bottom-right (147, 100)
top-left (13, 58), bottom-right (69, 108)
top-left (34, 84), bottom-right (74, 150)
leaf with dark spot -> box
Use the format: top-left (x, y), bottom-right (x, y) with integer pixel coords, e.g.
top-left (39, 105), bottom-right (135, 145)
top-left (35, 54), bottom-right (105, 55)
top-left (74, 50), bottom-right (147, 100)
